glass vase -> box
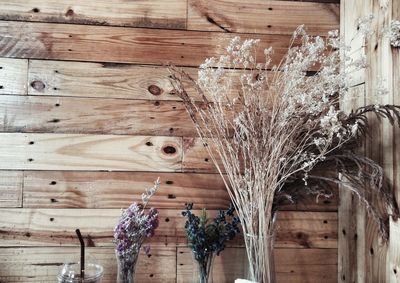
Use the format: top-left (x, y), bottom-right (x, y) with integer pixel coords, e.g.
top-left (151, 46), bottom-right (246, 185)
top-left (116, 252), bottom-right (139, 283)
top-left (194, 252), bottom-right (215, 283)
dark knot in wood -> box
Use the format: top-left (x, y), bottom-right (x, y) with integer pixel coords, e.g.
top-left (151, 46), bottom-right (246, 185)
top-left (162, 145), bottom-right (176, 155)
top-left (148, 84), bottom-right (162, 96)
top-left (30, 80), bottom-right (45, 92)
top-left (65, 8), bottom-right (74, 17)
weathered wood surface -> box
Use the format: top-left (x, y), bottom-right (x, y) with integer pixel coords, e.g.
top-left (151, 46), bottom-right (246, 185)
top-left (0, 0), bottom-right (187, 29)
top-left (0, 209), bottom-right (337, 248)
top-left (22, 170), bottom-right (338, 211)
top-left (0, 133), bottom-right (181, 171)
top-left (0, 246), bottom-right (177, 283)
top-left (0, 171), bottom-right (23, 207)
top-left (23, 171), bottom-right (230, 209)
top-left (188, 0), bottom-right (339, 35)
top-left (0, 94), bottom-right (195, 136)
top-left (28, 60), bottom-right (196, 100)
top-left (0, 58), bottom-right (28, 95)
top-left (0, 21), bottom-right (299, 68)
top-left (0, 246), bottom-right (337, 283)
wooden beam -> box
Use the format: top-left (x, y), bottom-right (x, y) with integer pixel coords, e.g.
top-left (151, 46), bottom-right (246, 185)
top-left (0, 0), bottom-right (187, 29)
top-left (0, 94), bottom-right (195, 136)
top-left (0, 209), bottom-right (337, 249)
top-left (0, 58), bottom-right (28, 95)
top-left (0, 21), bottom-right (307, 68)
top-left (188, 0), bottom-right (339, 35)
top-left (0, 133), bottom-right (182, 171)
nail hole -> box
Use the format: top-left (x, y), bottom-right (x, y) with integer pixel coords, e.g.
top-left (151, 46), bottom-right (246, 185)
top-left (172, 106), bottom-right (176, 110)
top-left (162, 146), bottom-right (176, 154)
top-left (55, 103), bottom-right (60, 107)
top-left (50, 198), bottom-right (58, 203)
top-left (181, 56), bottom-right (184, 58)
top-left (342, 229), bottom-right (346, 235)
top-left (50, 181), bottom-right (57, 185)
top-left (145, 141), bottom-right (153, 146)
top-left (49, 217), bottom-right (54, 222)
top-left (149, 117), bottom-right (155, 120)
top-left (323, 220), bottom-right (328, 224)
top-left (49, 119), bottom-right (60, 123)
top-left (165, 218), bottom-right (170, 222)
top-left (68, 49), bottom-right (72, 51)
top-left (324, 236), bottom-right (328, 239)
top-left (268, 7), bottom-right (273, 10)
top-left (147, 254), bottom-right (152, 258)
top-left (166, 180), bottom-right (174, 185)
top-left (0, 86), bottom-right (3, 89)
top-left (25, 232), bottom-right (31, 237)
top-left (169, 128), bottom-right (174, 132)
top-left (29, 141), bottom-right (35, 145)
top-left (53, 87), bottom-right (58, 90)
top-left (54, 70), bottom-right (59, 73)
top-left (267, 25), bottom-right (272, 28)
top-left (394, 269), bottom-right (397, 274)
top-left (32, 7), bottom-right (40, 13)
top-left (149, 274), bottom-right (154, 278)
top-left (168, 194), bottom-right (176, 199)
top-left (0, 67), bottom-right (3, 69)
top-left (154, 101), bottom-right (160, 106)
top-left (69, 35), bottom-right (72, 38)
top-left (28, 158), bottom-right (34, 162)
top-left (370, 247), bottom-right (374, 255)
top-left (354, 233), bottom-right (358, 240)
top-left (204, 158), bottom-right (209, 162)
top-left (179, 263), bottom-right (183, 266)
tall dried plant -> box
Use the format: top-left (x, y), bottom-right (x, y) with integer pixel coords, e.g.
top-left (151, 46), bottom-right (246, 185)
top-left (168, 26), bottom-right (400, 283)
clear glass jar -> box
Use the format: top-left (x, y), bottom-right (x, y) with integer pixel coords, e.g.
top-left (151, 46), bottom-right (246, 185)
top-left (57, 262), bottom-right (103, 283)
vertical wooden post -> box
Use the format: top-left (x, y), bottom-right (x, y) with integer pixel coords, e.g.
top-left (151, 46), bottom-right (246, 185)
top-left (340, 0), bottom-right (400, 282)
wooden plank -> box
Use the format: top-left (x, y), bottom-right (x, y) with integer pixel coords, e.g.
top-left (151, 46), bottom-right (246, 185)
top-left (0, 94), bottom-right (196, 136)
top-left (23, 171), bottom-right (230, 209)
top-left (0, 133), bottom-right (182, 171)
top-left (188, 0), bottom-right (339, 35)
top-left (0, 0), bottom-right (186, 29)
top-left (182, 137), bottom-right (221, 173)
top-left (274, 248), bottom-right (338, 283)
top-left (22, 170), bottom-right (338, 211)
top-left (389, 2), bottom-right (400, 282)
top-left (0, 58), bottom-right (28, 95)
top-left (0, 171), bottom-right (23, 207)
top-left (177, 247), bottom-right (338, 283)
top-left (0, 246), bottom-right (176, 283)
top-left (28, 60), bottom-right (194, 100)
top-left (0, 209), bottom-right (337, 248)
top-left (0, 21), bottom-right (306, 68)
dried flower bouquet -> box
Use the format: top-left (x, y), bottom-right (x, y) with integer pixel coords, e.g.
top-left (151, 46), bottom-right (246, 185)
top-left (113, 178), bottom-right (160, 283)
top-left (168, 26), bottom-right (400, 283)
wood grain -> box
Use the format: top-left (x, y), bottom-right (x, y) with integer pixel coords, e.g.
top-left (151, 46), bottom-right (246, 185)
top-left (188, 0), bottom-right (339, 35)
top-left (0, 21), bottom-right (306, 68)
top-left (28, 60), bottom-right (195, 100)
top-left (0, 58), bottom-right (28, 95)
top-left (0, 171), bottom-right (23, 207)
top-left (0, 246), bottom-right (176, 283)
top-left (22, 170), bottom-right (338, 211)
top-left (23, 171), bottom-right (230, 209)
top-left (0, 0), bottom-right (186, 29)
top-left (0, 209), bottom-right (336, 248)
top-left (0, 94), bottom-right (195, 136)
top-left (0, 133), bottom-right (182, 171)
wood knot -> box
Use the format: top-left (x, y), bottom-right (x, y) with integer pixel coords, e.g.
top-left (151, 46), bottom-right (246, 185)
top-left (65, 8), bottom-right (74, 17)
top-left (148, 85), bottom-right (162, 96)
top-left (30, 80), bottom-right (45, 92)
top-left (162, 145), bottom-right (176, 155)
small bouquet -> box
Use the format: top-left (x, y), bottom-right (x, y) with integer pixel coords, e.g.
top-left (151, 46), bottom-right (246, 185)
top-left (113, 178), bottom-right (160, 283)
top-left (182, 203), bottom-right (240, 283)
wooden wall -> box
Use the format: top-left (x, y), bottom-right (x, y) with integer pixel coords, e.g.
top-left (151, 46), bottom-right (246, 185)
top-left (339, 1), bottom-right (400, 283)
top-left (0, 1), bottom-right (340, 282)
